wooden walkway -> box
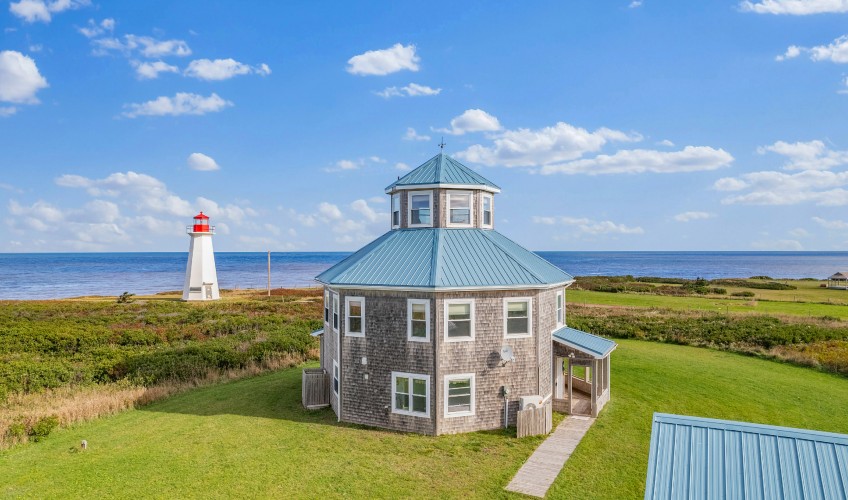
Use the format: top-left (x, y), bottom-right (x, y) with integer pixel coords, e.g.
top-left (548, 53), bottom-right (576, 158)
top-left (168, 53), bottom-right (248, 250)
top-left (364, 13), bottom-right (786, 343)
top-left (505, 415), bottom-right (596, 498)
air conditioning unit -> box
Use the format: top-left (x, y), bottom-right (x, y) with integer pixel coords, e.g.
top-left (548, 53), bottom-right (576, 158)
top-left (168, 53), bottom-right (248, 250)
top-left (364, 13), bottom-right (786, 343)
top-left (519, 395), bottom-right (544, 410)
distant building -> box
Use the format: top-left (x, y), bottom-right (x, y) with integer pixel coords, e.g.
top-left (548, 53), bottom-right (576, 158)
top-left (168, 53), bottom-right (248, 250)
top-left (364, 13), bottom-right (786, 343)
top-left (309, 152), bottom-right (615, 435)
top-left (182, 212), bottom-right (220, 301)
top-left (827, 272), bottom-right (848, 289)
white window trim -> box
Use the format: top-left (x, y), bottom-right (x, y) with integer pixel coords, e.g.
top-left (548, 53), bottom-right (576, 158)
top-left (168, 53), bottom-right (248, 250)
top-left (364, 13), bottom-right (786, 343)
top-left (407, 190), bottom-right (433, 228)
top-left (391, 371), bottom-right (430, 418)
top-left (444, 298), bottom-right (475, 342)
top-left (480, 193), bottom-right (494, 229)
top-left (446, 190), bottom-right (474, 228)
top-left (391, 193), bottom-right (400, 229)
top-left (407, 298), bottom-right (431, 342)
top-left (324, 290), bottom-right (330, 325)
top-left (556, 290), bottom-right (564, 328)
top-left (332, 292), bottom-right (339, 333)
top-left (444, 373), bottom-right (476, 418)
top-left (332, 360), bottom-right (340, 396)
top-left (345, 296), bottom-right (365, 337)
top-left (503, 297), bottom-right (533, 339)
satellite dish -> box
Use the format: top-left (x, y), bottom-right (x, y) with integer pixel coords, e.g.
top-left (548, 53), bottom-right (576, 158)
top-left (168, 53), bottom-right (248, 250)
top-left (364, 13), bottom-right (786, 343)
top-left (500, 345), bottom-right (515, 364)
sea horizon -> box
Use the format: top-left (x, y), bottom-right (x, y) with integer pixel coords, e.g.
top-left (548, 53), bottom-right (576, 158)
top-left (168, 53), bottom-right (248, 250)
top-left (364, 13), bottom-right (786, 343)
top-left (3, 250), bottom-right (848, 300)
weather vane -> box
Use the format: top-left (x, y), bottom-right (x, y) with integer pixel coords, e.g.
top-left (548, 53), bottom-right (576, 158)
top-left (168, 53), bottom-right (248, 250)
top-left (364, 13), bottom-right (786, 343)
top-left (438, 137), bottom-right (446, 150)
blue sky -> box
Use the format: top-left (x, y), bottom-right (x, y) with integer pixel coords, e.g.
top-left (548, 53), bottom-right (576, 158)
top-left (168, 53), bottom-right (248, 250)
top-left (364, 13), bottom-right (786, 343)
top-left (2, 0), bottom-right (848, 252)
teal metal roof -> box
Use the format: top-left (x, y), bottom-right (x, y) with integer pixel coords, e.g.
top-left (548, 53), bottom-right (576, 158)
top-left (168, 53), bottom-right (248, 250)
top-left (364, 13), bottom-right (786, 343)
top-left (645, 413), bottom-right (848, 500)
top-left (552, 326), bottom-right (617, 358)
top-left (315, 228), bottom-right (573, 289)
top-left (310, 328), bottom-right (324, 337)
top-left (385, 153), bottom-right (500, 192)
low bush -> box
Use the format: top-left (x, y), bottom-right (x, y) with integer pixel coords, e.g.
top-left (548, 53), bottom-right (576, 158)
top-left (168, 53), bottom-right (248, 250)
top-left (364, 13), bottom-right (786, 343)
top-left (29, 415), bottom-right (59, 441)
top-left (731, 291), bottom-right (756, 297)
top-left (711, 279), bottom-right (796, 290)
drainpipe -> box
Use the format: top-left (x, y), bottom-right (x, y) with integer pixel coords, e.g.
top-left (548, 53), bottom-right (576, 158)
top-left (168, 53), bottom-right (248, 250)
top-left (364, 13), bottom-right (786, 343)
top-left (501, 385), bottom-right (511, 429)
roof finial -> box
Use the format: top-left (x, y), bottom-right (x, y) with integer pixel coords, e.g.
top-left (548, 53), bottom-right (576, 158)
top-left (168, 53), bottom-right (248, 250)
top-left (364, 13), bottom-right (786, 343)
top-left (438, 137), bottom-right (446, 151)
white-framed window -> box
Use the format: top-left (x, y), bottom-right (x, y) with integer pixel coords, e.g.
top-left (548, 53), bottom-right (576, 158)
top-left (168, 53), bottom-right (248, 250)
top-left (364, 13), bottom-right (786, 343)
top-left (445, 299), bottom-right (475, 342)
top-left (447, 191), bottom-right (473, 227)
top-left (332, 360), bottom-right (340, 396)
top-left (556, 290), bottom-right (564, 327)
top-left (324, 290), bottom-right (330, 324)
top-left (345, 296), bottom-right (365, 337)
top-left (444, 374), bottom-right (475, 417)
top-left (407, 191), bottom-right (433, 227)
top-left (332, 293), bottom-right (339, 333)
top-left (391, 372), bottom-right (430, 417)
top-left (407, 298), bottom-right (430, 342)
top-left (481, 194), bottom-right (493, 228)
top-left (391, 193), bottom-right (400, 228)
top-left (504, 297), bottom-right (532, 338)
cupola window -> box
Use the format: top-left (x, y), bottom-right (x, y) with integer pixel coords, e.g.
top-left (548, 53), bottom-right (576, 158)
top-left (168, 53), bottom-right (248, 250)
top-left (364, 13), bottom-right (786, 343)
top-left (447, 192), bottom-right (473, 227)
top-left (482, 194), bottom-right (493, 228)
top-left (408, 191), bottom-right (432, 227)
top-left (391, 194), bottom-right (400, 228)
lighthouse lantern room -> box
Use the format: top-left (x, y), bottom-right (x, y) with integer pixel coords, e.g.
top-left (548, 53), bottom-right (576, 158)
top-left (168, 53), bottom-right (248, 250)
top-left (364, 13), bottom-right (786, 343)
top-left (182, 211), bottom-right (220, 301)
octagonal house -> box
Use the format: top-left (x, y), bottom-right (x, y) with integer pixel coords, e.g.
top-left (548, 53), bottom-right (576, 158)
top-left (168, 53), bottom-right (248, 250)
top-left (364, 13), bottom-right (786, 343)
top-left (309, 152), bottom-right (616, 435)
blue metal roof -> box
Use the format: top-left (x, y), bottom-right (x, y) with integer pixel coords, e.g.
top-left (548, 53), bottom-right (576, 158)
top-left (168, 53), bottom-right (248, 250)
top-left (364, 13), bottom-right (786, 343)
top-left (552, 326), bottom-right (617, 358)
top-left (310, 328), bottom-right (324, 337)
top-left (315, 228), bottom-right (573, 289)
top-left (645, 413), bottom-right (848, 500)
top-left (385, 153), bottom-right (500, 192)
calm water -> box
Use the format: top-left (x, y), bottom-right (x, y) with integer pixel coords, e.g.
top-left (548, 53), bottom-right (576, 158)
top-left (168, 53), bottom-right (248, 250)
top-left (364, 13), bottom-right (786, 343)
top-left (1, 251), bottom-right (848, 300)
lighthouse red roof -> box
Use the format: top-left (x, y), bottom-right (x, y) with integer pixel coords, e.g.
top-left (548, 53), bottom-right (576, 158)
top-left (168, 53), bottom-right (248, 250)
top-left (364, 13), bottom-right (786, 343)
top-left (193, 212), bottom-right (209, 220)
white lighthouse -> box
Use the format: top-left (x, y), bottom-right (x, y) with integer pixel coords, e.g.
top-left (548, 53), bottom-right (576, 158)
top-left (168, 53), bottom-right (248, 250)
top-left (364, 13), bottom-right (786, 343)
top-left (182, 212), bottom-right (220, 301)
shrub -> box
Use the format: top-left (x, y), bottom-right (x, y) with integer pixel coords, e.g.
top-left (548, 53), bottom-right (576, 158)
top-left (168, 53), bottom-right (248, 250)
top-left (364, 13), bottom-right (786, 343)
top-left (731, 291), bottom-right (756, 297)
top-left (710, 287), bottom-right (727, 295)
top-left (29, 415), bottom-right (59, 442)
top-left (116, 292), bottom-right (135, 304)
top-left (711, 279), bottom-right (796, 290)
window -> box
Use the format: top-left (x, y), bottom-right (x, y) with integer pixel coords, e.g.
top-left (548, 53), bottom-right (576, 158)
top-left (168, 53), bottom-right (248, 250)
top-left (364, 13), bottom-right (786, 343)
top-left (407, 299), bottom-right (430, 342)
top-left (391, 372), bottom-right (430, 417)
top-left (504, 298), bottom-right (532, 338)
top-left (445, 299), bottom-right (474, 341)
top-left (332, 293), bottom-right (339, 332)
top-left (556, 290), bottom-right (564, 327)
top-left (408, 191), bottom-right (432, 227)
top-left (447, 191), bottom-right (472, 226)
top-left (481, 194), bottom-right (493, 228)
top-left (444, 374), bottom-right (475, 417)
top-left (345, 296), bottom-right (365, 337)
top-left (391, 193), bottom-right (400, 228)
top-left (333, 361), bottom-right (340, 396)
top-left (324, 290), bottom-right (330, 324)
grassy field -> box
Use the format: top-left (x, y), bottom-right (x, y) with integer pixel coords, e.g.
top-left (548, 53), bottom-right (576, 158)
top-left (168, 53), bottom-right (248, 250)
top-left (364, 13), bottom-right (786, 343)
top-left (2, 340), bottom-right (847, 499)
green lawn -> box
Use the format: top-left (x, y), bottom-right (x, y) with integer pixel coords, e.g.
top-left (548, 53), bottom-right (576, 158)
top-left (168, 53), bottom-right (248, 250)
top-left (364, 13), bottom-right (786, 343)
top-left (3, 340), bottom-right (848, 499)
top-left (568, 289), bottom-right (848, 318)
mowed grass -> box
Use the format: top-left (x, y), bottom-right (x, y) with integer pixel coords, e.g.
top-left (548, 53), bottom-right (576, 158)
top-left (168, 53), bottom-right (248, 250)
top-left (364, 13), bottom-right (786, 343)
top-left (2, 340), bottom-right (848, 499)
top-left (568, 289), bottom-right (848, 318)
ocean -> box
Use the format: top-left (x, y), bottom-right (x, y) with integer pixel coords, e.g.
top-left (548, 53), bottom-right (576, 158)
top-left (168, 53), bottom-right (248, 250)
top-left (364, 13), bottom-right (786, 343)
top-left (1, 251), bottom-right (847, 300)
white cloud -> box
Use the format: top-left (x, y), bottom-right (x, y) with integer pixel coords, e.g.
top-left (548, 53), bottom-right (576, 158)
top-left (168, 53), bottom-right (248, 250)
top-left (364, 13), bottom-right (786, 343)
top-left (775, 45), bottom-right (801, 61)
top-left (326, 156), bottom-right (386, 172)
top-left (351, 199), bottom-right (379, 222)
top-left (740, 0), bottom-right (848, 14)
top-left (92, 34), bottom-right (191, 58)
top-left (673, 211), bottom-right (714, 222)
top-left (437, 109), bottom-right (502, 136)
top-left (131, 60), bottom-right (179, 80)
top-left (0, 51), bottom-right (48, 106)
top-left (457, 119), bottom-right (643, 167)
top-left (9, 0), bottom-right (89, 23)
top-left (532, 215), bottom-right (644, 235)
top-left (187, 153), bottom-right (220, 171)
top-left (0, 106), bottom-right (17, 117)
top-left (346, 43), bottom-right (420, 76)
top-left (757, 139), bottom-right (848, 170)
top-left (78, 18), bottom-right (115, 38)
top-left (629, 0), bottom-right (643, 7)
top-left (539, 146), bottom-right (732, 175)
top-left (28, 44), bottom-right (42, 53)
top-left (717, 169), bottom-right (848, 205)
top-left (122, 92), bottom-right (233, 118)
top-left (184, 58), bottom-right (271, 80)
top-left (813, 216), bottom-right (848, 229)
top-left (336, 159), bottom-right (361, 170)
top-left (789, 227), bottom-right (810, 237)
top-left (404, 127), bottom-right (430, 141)
top-left (658, 139), bottom-right (675, 147)
top-left (376, 82), bottom-right (441, 98)
top-left (395, 162), bottom-right (411, 171)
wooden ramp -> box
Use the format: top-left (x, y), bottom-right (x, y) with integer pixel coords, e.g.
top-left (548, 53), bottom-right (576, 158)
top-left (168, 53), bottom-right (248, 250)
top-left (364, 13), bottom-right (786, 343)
top-left (505, 415), bottom-right (596, 498)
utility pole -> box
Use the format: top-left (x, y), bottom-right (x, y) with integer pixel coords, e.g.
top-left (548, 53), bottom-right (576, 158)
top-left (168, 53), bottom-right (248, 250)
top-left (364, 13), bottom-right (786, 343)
top-left (267, 251), bottom-right (271, 297)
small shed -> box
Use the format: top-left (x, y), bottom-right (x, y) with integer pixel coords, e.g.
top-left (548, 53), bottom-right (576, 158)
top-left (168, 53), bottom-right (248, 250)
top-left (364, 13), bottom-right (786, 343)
top-left (827, 272), bottom-right (848, 289)
top-left (551, 326), bottom-right (617, 417)
top-left (644, 413), bottom-right (848, 500)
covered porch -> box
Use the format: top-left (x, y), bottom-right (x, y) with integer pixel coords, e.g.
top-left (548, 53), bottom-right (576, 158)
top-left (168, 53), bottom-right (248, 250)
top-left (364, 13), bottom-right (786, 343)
top-left (551, 327), bottom-right (617, 418)
top-left (826, 271), bottom-right (848, 289)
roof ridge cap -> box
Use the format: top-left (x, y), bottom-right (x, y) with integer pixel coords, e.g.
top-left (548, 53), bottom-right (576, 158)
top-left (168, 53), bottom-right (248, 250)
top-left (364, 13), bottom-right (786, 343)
top-left (479, 229), bottom-right (547, 284)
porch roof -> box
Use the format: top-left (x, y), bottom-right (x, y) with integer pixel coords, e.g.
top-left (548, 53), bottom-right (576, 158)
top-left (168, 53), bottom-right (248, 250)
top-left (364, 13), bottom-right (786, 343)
top-left (828, 271), bottom-right (848, 280)
top-left (310, 328), bottom-right (324, 337)
top-left (552, 326), bottom-right (617, 359)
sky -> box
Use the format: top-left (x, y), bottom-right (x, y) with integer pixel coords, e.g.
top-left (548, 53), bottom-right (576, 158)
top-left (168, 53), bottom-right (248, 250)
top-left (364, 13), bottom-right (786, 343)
top-left (2, 0), bottom-right (848, 252)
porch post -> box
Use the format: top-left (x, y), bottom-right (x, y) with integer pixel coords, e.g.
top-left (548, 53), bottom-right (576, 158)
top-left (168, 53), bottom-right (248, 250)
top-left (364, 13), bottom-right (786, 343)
top-left (605, 355), bottom-right (611, 395)
top-left (591, 359), bottom-right (598, 417)
top-left (555, 357), bottom-right (564, 399)
top-left (567, 360), bottom-right (573, 414)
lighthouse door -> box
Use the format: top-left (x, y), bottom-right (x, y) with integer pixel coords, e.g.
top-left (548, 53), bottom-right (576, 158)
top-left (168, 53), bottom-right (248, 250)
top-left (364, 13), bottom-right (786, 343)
top-left (205, 285), bottom-right (213, 299)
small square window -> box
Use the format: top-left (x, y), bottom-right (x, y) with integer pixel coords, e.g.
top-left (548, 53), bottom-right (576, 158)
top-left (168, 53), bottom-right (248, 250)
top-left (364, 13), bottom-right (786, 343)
top-left (504, 298), bottom-right (532, 338)
top-left (445, 299), bottom-right (474, 341)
